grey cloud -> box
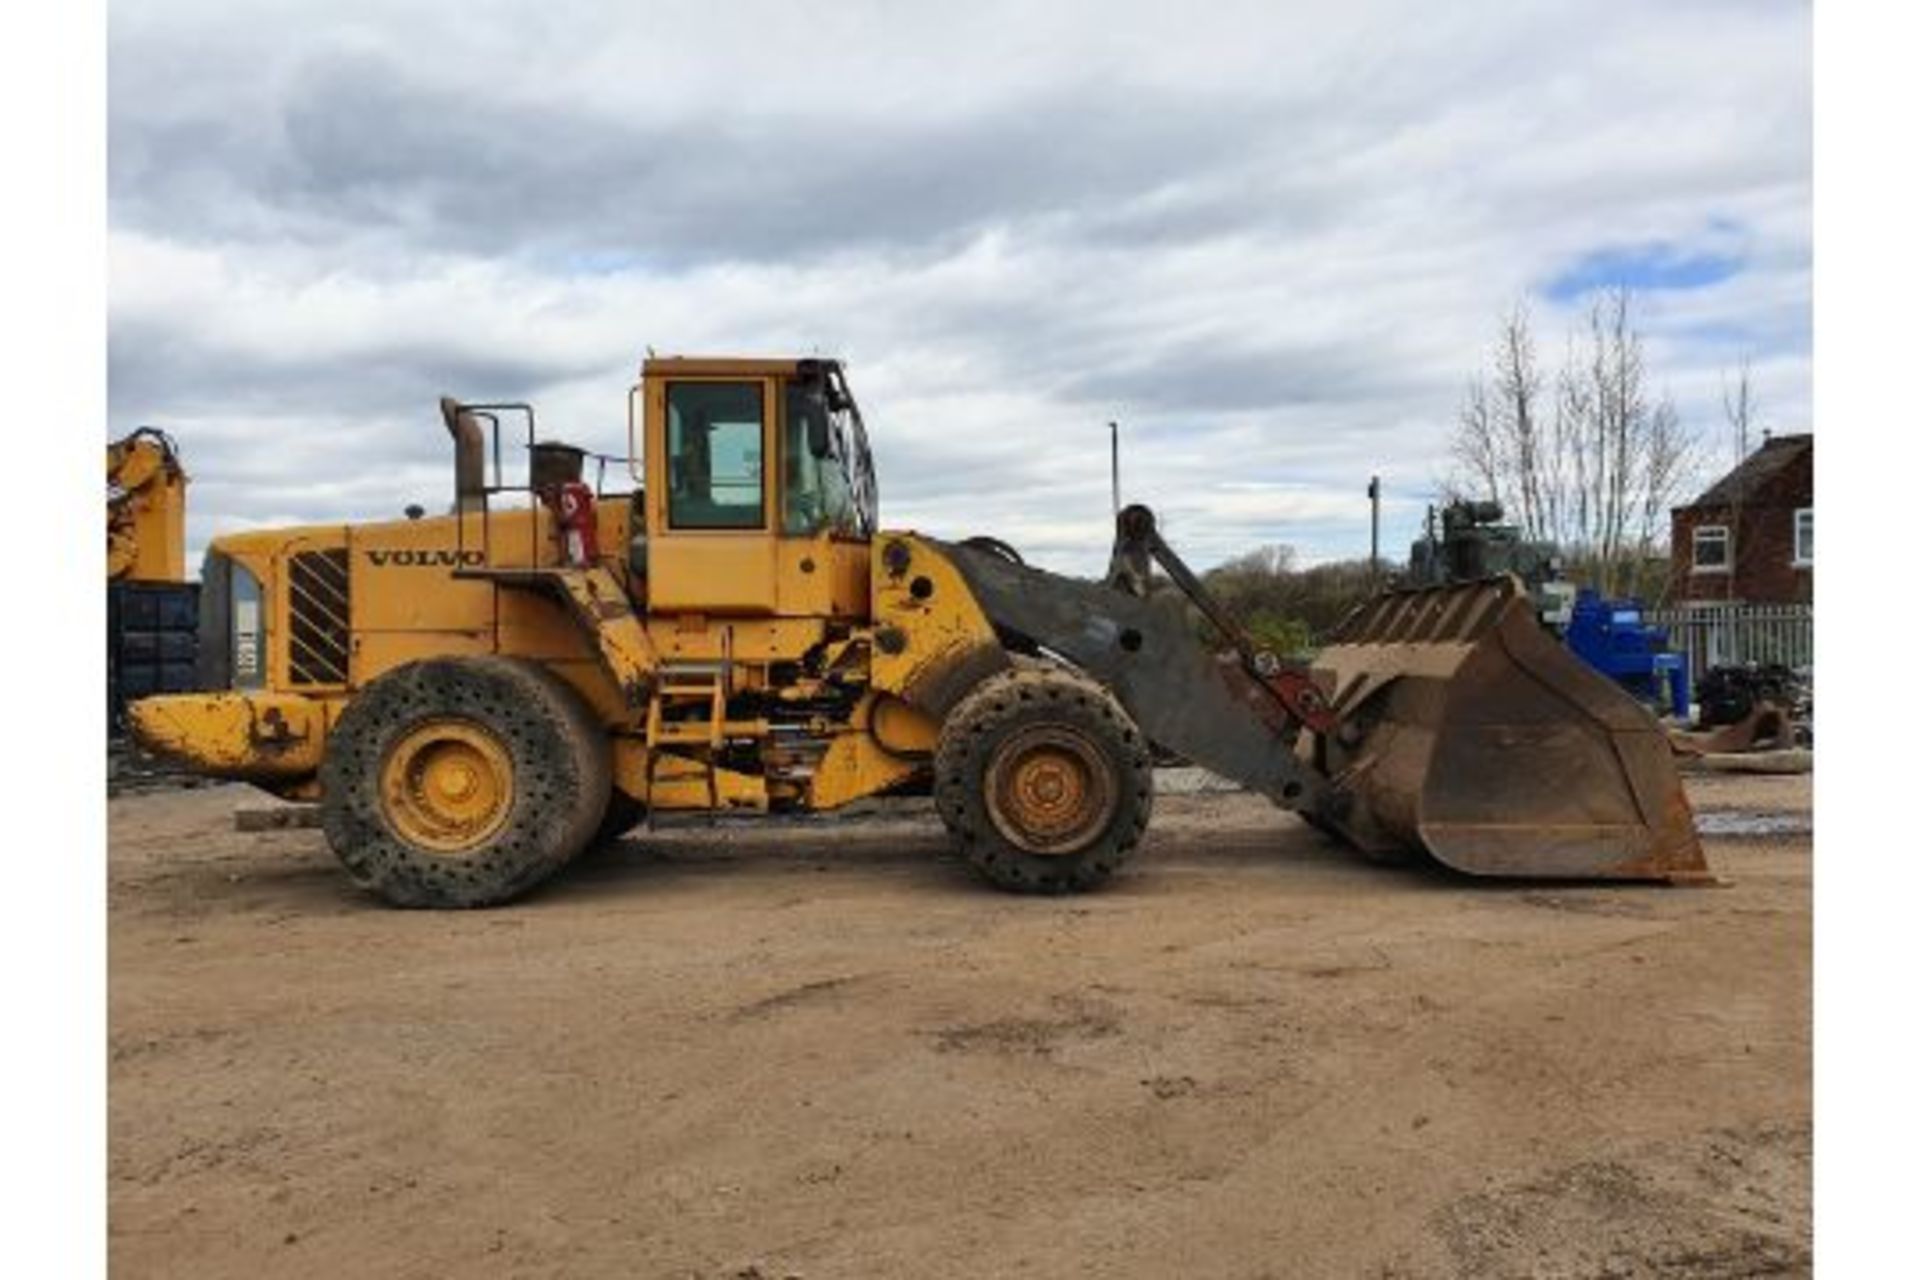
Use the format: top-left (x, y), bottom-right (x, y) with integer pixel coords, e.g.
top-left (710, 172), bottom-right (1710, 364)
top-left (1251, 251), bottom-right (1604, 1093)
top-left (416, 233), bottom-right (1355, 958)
top-left (108, 1), bottom-right (1812, 579)
top-left (108, 314), bottom-right (610, 421)
top-left (1055, 336), bottom-right (1437, 417)
top-left (113, 45), bottom-right (1280, 267)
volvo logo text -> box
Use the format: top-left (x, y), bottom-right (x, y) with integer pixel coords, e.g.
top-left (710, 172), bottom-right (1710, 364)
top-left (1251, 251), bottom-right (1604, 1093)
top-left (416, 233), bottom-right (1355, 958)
top-left (365, 549), bottom-right (485, 567)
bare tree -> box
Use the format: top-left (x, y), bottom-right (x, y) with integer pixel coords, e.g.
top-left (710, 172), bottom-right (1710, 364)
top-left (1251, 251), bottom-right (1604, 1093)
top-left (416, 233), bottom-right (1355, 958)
top-left (1450, 304), bottom-right (1549, 539)
top-left (1496, 306), bottom-right (1548, 539)
top-left (1450, 289), bottom-right (1698, 597)
top-left (1634, 398), bottom-right (1691, 600)
top-left (1452, 375), bottom-right (1502, 511)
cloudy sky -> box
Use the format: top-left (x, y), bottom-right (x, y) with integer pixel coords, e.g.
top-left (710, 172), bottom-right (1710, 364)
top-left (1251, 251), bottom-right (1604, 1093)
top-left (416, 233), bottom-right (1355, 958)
top-left (108, 0), bottom-right (1810, 577)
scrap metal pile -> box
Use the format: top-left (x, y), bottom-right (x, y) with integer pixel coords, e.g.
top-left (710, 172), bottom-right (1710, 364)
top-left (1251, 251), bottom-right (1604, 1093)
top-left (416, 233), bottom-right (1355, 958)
top-left (1671, 663), bottom-right (1813, 757)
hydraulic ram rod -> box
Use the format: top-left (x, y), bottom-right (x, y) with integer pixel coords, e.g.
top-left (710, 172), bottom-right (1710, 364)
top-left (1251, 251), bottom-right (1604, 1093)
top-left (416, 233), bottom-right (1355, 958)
top-left (1104, 504), bottom-right (1336, 736)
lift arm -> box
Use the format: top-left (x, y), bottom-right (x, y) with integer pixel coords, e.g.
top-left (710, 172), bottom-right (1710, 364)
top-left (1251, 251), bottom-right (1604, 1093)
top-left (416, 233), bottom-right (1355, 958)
top-left (1104, 504), bottom-right (1336, 737)
top-left (916, 511), bottom-right (1334, 813)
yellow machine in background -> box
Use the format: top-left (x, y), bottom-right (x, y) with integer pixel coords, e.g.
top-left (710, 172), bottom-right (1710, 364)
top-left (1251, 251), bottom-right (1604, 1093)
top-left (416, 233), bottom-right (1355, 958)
top-left (108, 428), bottom-right (188, 584)
top-left (128, 355), bottom-right (1707, 907)
top-left (108, 429), bottom-right (198, 733)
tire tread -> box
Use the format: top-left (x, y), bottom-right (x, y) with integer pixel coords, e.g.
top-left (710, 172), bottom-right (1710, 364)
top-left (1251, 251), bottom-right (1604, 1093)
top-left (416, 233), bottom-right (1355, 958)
top-left (933, 659), bottom-right (1153, 893)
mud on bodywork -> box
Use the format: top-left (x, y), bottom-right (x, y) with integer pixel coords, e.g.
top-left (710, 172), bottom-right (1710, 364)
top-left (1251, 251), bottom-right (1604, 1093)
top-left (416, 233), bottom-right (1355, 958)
top-left (124, 690), bottom-right (328, 782)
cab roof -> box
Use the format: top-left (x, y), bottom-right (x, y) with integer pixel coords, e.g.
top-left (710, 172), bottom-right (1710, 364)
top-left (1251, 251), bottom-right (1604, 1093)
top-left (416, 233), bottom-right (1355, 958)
top-left (640, 356), bottom-right (841, 378)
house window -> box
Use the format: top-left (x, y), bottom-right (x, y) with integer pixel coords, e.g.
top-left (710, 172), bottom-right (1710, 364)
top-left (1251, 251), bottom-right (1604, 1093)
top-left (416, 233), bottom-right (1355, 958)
top-left (1794, 508), bottom-right (1812, 566)
top-left (1692, 524), bottom-right (1730, 573)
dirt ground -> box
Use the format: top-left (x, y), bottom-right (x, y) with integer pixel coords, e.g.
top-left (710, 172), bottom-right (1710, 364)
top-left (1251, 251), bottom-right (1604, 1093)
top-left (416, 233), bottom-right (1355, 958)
top-left (109, 772), bottom-right (1811, 1279)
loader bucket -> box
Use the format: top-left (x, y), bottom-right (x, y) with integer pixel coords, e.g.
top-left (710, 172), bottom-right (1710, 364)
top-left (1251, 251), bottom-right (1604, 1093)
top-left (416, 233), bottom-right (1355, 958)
top-left (1307, 576), bottom-right (1710, 883)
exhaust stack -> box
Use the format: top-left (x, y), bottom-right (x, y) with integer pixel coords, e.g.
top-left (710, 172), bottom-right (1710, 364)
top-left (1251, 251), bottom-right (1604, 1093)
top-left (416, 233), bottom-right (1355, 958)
top-left (439, 396), bottom-right (487, 515)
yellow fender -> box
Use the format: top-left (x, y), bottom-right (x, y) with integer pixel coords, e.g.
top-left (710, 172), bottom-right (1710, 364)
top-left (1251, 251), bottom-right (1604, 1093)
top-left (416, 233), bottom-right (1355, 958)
top-left (810, 691), bottom-right (938, 809)
top-left (869, 533), bottom-right (1008, 714)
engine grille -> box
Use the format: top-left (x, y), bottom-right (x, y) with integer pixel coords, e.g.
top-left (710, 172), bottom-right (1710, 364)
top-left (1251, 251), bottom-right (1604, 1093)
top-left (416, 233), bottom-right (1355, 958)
top-left (287, 548), bottom-right (351, 686)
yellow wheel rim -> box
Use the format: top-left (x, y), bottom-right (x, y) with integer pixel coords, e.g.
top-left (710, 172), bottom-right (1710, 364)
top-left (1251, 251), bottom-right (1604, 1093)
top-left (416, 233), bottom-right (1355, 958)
top-left (984, 725), bottom-right (1116, 856)
top-left (379, 718), bottom-right (514, 854)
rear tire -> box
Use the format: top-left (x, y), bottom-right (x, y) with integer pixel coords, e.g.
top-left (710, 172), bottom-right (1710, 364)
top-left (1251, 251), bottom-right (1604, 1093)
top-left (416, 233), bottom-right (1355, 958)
top-left (320, 657), bottom-right (611, 908)
top-left (935, 663), bottom-right (1153, 893)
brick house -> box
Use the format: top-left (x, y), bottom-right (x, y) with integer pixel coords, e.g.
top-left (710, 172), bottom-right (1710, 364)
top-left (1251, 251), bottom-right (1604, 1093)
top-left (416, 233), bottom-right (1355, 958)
top-left (1668, 432), bottom-right (1812, 604)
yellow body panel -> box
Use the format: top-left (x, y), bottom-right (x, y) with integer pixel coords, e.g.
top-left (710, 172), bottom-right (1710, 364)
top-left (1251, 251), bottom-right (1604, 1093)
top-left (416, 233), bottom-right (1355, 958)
top-left (229, 510), bottom-right (636, 715)
top-left (869, 533), bottom-right (1006, 712)
top-left (648, 532), bottom-right (782, 614)
top-left (647, 615), bottom-right (830, 668)
top-left (495, 564), bottom-right (663, 707)
top-left (810, 691), bottom-right (937, 809)
top-left (774, 532), bottom-right (871, 617)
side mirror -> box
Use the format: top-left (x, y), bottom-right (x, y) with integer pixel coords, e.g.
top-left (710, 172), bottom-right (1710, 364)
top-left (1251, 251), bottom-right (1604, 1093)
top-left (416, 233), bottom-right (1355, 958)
top-left (792, 365), bottom-right (836, 458)
top-left (807, 404), bottom-right (833, 460)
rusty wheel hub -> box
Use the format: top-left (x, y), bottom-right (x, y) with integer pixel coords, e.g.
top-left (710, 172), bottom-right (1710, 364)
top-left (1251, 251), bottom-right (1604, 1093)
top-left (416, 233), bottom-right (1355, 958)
top-left (983, 725), bottom-right (1116, 856)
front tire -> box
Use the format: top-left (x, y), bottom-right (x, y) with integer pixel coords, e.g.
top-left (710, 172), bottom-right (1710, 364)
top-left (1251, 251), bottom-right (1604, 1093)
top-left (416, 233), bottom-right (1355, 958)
top-left (320, 657), bottom-right (611, 908)
top-left (934, 663), bottom-right (1153, 893)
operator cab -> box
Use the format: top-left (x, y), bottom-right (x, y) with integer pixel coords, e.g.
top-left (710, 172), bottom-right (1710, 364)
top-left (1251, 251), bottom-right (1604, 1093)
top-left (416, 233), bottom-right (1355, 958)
top-left (634, 356), bottom-right (877, 617)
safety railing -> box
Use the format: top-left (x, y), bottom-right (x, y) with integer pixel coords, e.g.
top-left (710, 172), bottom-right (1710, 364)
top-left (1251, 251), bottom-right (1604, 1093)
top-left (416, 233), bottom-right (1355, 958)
top-left (448, 401), bottom-right (633, 570)
top-left (1643, 602), bottom-right (1813, 680)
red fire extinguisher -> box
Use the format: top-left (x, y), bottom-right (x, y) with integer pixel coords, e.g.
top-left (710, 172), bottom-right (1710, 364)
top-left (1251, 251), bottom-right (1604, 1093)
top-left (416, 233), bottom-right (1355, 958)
top-left (549, 482), bottom-right (600, 567)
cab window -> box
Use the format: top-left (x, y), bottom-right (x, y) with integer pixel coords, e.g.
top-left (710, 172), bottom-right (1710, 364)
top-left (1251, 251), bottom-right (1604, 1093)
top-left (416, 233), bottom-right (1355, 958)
top-left (782, 380), bottom-right (857, 536)
top-left (666, 382), bottom-right (765, 529)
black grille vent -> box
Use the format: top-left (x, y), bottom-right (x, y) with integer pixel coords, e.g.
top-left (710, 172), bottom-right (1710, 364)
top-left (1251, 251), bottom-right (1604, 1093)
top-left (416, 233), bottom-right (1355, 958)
top-left (287, 549), bottom-right (351, 686)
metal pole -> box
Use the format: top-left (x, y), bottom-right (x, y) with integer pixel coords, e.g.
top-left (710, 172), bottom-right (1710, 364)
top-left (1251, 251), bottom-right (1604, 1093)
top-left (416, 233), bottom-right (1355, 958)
top-left (1367, 475), bottom-right (1381, 579)
top-left (1109, 422), bottom-right (1120, 520)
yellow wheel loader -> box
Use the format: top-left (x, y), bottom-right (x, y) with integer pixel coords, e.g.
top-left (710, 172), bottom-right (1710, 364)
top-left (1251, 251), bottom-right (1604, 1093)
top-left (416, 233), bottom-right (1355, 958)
top-left (126, 356), bottom-right (1708, 907)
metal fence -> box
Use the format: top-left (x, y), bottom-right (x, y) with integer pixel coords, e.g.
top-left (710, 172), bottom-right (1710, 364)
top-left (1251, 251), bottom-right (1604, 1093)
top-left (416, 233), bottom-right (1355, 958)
top-left (1643, 603), bottom-right (1813, 680)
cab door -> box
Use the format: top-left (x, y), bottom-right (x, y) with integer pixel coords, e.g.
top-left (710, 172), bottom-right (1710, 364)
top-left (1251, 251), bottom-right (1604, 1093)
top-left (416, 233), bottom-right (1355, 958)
top-left (644, 376), bottom-right (779, 613)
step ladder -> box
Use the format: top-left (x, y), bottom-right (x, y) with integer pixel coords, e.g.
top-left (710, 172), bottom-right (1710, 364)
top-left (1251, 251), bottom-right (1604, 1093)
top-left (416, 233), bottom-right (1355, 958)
top-left (644, 663), bottom-right (728, 821)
